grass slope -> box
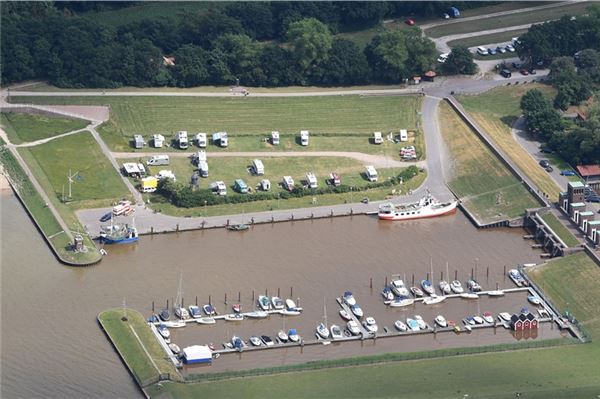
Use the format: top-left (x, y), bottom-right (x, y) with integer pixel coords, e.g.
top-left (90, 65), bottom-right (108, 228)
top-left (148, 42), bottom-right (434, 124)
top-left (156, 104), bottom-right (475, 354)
top-left (457, 84), bottom-right (562, 201)
top-left (446, 28), bottom-right (529, 49)
top-left (0, 113), bottom-right (88, 144)
top-left (539, 211), bottom-right (580, 247)
top-left (439, 102), bottom-right (539, 223)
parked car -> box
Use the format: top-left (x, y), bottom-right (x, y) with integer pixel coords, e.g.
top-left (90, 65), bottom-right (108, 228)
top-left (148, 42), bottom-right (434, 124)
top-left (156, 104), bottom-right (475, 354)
top-left (545, 166), bottom-right (554, 172)
top-left (529, 69), bottom-right (537, 75)
top-left (442, 13), bottom-right (450, 19)
top-left (488, 48), bottom-right (497, 55)
top-left (497, 46), bottom-right (507, 54)
top-left (539, 145), bottom-right (554, 154)
top-left (539, 160), bottom-right (550, 168)
top-left (560, 170), bottom-right (576, 176)
top-left (512, 62), bottom-right (521, 69)
top-left (520, 69), bottom-right (529, 75)
top-left (100, 212), bottom-right (112, 222)
top-left (405, 18), bottom-right (415, 26)
top-left (505, 44), bottom-right (516, 52)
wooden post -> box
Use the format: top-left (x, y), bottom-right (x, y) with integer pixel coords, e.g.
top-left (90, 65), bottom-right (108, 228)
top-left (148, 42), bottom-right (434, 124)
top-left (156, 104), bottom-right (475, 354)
top-left (455, 270), bottom-right (458, 280)
top-left (278, 287), bottom-right (280, 297)
top-left (151, 226), bottom-right (154, 235)
top-left (265, 288), bottom-right (268, 296)
top-left (166, 299), bottom-right (169, 310)
top-left (487, 266), bottom-right (489, 278)
top-left (370, 277), bottom-right (373, 289)
top-left (290, 286), bottom-right (293, 297)
top-left (152, 301), bottom-right (155, 312)
top-left (238, 291), bottom-right (241, 302)
top-left (385, 276), bottom-right (388, 286)
top-left (503, 265), bottom-right (506, 277)
top-left (195, 296), bottom-right (198, 306)
top-left (440, 271), bottom-right (443, 281)
top-left (176, 224), bottom-right (179, 232)
top-left (181, 297), bottom-right (184, 307)
top-left (471, 268), bottom-right (474, 279)
top-left (426, 272), bottom-right (429, 280)
top-left (209, 295), bottom-right (211, 305)
top-left (252, 290), bottom-right (255, 301)
top-left (412, 274), bottom-right (415, 285)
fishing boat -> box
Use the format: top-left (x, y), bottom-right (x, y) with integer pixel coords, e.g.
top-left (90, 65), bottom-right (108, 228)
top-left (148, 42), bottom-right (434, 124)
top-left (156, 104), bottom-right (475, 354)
top-left (245, 310), bottom-right (269, 319)
top-left (99, 217), bottom-right (139, 244)
top-left (362, 319), bottom-right (378, 333)
top-left (339, 309), bottom-right (352, 321)
top-left (159, 308), bottom-right (171, 321)
top-left (439, 281), bottom-right (451, 295)
top-left (288, 329), bottom-right (300, 342)
top-left (450, 280), bottom-right (464, 294)
top-left (158, 324), bottom-right (170, 339)
top-left (227, 224), bottom-right (249, 231)
top-left (261, 335), bottom-right (274, 346)
top-left (162, 320), bottom-right (186, 328)
top-left (168, 343), bottom-right (181, 354)
top-left (406, 318), bottom-right (420, 331)
top-left (343, 291), bottom-right (356, 306)
top-left (528, 295), bottom-right (541, 305)
top-left (467, 279), bottom-right (482, 292)
top-left (196, 317), bottom-right (216, 325)
top-left (378, 192), bottom-right (457, 221)
top-left (224, 313), bottom-right (244, 321)
top-left (203, 304), bottom-right (216, 316)
top-left (423, 294), bottom-right (446, 305)
top-left (435, 315), bottom-right (448, 328)
top-left (394, 320), bottom-right (408, 332)
top-left (231, 336), bottom-right (245, 350)
top-left (188, 305), bottom-right (202, 318)
top-left (410, 286), bottom-right (424, 297)
top-left (347, 320), bottom-right (361, 335)
top-left (257, 296), bottom-right (271, 311)
top-left (460, 292), bottom-right (479, 299)
top-left (498, 312), bottom-right (512, 322)
top-left (483, 312), bottom-right (494, 324)
top-left (330, 324), bottom-right (343, 339)
top-left (350, 304), bottom-right (363, 318)
top-left (249, 336), bottom-right (262, 346)
top-left (414, 315), bottom-right (427, 330)
top-left (390, 280), bottom-right (409, 297)
top-left (232, 303), bottom-right (241, 313)
top-left (222, 342), bottom-right (233, 350)
top-left (473, 316), bottom-right (484, 324)
top-left (316, 323), bottom-right (330, 339)
top-left (508, 269), bottom-right (527, 287)
top-left (271, 297), bottom-right (285, 310)
top-left (388, 295), bottom-right (414, 307)
top-left (277, 330), bottom-right (289, 343)
top-left (381, 287), bottom-right (395, 301)
top-left (174, 306), bottom-right (190, 320)
top-left (421, 279), bottom-right (435, 296)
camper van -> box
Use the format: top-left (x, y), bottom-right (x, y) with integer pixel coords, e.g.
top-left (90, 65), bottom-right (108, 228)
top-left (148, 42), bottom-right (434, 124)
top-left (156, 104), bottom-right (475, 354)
top-left (156, 170), bottom-right (176, 181)
top-left (477, 46), bottom-right (488, 56)
top-left (306, 172), bottom-right (318, 188)
top-left (300, 130), bottom-right (309, 146)
top-left (373, 132), bottom-right (383, 144)
top-left (399, 129), bottom-right (408, 142)
top-left (198, 161), bottom-right (209, 177)
top-left (234, 179), bottom-right (249, 194)
top-left (329, 172), bottom-right (341, 186)
top-left (213, 132), bottom-right (228, 147)
top-left (196, 150), bottom-right (207, 164)
top-left (282, 176), bottom-right (295, 191)
top-left (259, 179), bottom-right (271, 191)
top-left (271, 131), bottom-right (280, 145)
top-left (133, 135), bottom-right (145, 149)
top-left (211, 181), bottom-right (227, 196)
top-left (365, 165), bottom-right (378, 182)
top-left (141, 176), bottom-right (158, 193)
top-left (153, 134), bottom-right (165, 148)
top-left (177, 131), bottom-right (189, 149)
top-left (195, 133), bottom-right (207, 148)
top-left (252, 159), bottom-right (264, 175)
top-left (147, 155), bottom-right (170, 166)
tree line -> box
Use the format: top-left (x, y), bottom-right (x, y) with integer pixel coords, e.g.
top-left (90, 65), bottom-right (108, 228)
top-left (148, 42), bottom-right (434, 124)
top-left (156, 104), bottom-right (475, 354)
top-left (1, 1), bottom-right (488, 88)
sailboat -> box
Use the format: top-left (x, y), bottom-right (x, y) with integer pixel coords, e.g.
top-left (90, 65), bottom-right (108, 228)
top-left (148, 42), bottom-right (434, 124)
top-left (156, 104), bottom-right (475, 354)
top-left (316, 299), bottom-right (330, 339)
top-left (173, 273), bottom-right (190, 320)
top-left (438, 262), bottom-right (451, 295)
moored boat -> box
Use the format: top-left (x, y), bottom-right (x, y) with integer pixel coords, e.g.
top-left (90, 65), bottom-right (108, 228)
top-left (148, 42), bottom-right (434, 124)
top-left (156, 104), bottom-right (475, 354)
top-left (483, 312), bottom-right (494, 324)
top-left (498, 312), bottom-right (512, 322)
top-left (159, 308), bottom-right (171, 321)
top-left (528, 295), bottom-right (541, 305)
top-left (388, 295), bottom-right (414, 307)
top-left (245, 310), bottom-right (269, 319)
top-left (394, 320), bottom-right (408, 332)
top-left (423, 294), bottom-right (446, 305)
top-left (249, 336), bottom-right (262, 346)
top-left (224, 313), bottom-right (244, 322)
top-left (508, 269), bottom-right (527, 287)
top-left (414, 315), bottom-right (427, 330)
top-left (406, 318), bottom-right (420, 331)
top-left (343, 291), bottom-right (356, 306)
top-left (288, 329), bottom-right (300, 342)
top-left (174, 306), bottom-right (190, 320)
top-left (450, 280), bottom-right (464, 293)
top-left (410, 286), bottom-right (424, 297)
top-left (279, 308), bottom-right (302, 316)
top-left (271, 297), bottom-right (285, 310)
top-left (203, 304), bottom-right (216, 316)
top-left (162, 321), bottom-right (186, 328)
top-left (339, 309), bottom-right (352, 321)
top-left (487, 289), bottom-right (505, 297)
top-left (277, 330), bottom-right (289, 343)
top-left (390, 280), bottom-right (409, 297)
top-left (231, 336), bottom-right (245, 350)
top-left (257, 296), bottom-right (271, 311)
top-left (261, 335), bottom-right (274, 346)
top-left (439, 281), bottom-right (451, 295)
top-left (232, 303), bottom-right (241, 313)
top-left (350, 304), bottom-right (363, 318)
top-left (330, 324), bottom-right (343, 339)
top-left (316, 322), bottom-right (330, 339)
top-left (168, 343), bottom-right (181, 354)
top-left (435, 315), bottom-right (448, 328)
top-left (460, 292), bottom-right (479, 299)
top-left (158, 324), bottom-right (170, 339)
top-left (285, 298), bottom-right (298, 310)
top-left (473, 316), bottom-right (484, 324)
top-left (227, 223), bottom-right (249, 231)
top-left (347, 320), bottom-right (361, 335)
top-left (467, 279), bottom-right (482, 292)
top-left (378, 193), bottom-right (457, 221)
top-left (381, 287), bottom-right (395, 301)
top-left (362, 320), bottom-right (378, 333)
top-left (100, 223), bottom-right (139, 244)
top-left (196, 317), bottom-right (216, 325)
top-left (421, 279), bottom-right (435, 296)
top-left (188, 305), bottom-right (202, 318)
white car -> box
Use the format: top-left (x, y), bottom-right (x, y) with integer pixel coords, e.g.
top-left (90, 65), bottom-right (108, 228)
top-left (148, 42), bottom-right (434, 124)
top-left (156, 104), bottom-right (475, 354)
top-left (505, 44), bottom-right (516, 52)
top-left (437, 53), bottom-right (449, 63)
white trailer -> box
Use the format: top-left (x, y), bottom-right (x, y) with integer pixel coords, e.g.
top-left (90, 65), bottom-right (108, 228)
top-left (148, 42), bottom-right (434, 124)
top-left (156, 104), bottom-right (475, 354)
top-left (365, 165), bottom-right (378, 182)
top-left (177, 131), bottom-right (188, 149)
top-left (211, 181), bottom-right (227, 196)
top-left (399, 129), bottom-right (408, 142)
top-left (259, 179), bottom-right (271, 191)
top-left (198, 160), bottom-right (209, 177)
top-left (252, 159), bottom-right (265, 175)
top-left (212, 132), bottom-right (228, 147)
top-left (196, 150), bottom-right (207, 163)
top-left (373, 132), bottom-right (383, 144)
top-left (156, 170), bottom-right (176, 182)
top-left (271, 131), bottom-right (280, 145)
top-left (152, 134), bottom-right (165, 148)
top-left (282, 176), bottom-right (295, 191)
top-left (300, 130), bottom-right (309, 146)
top-left (306, 172), bottom-right (318, 188)
top-left (195, 133), bottom-right (207, 148)
top-left (147, 155), bottom-right (170, 166)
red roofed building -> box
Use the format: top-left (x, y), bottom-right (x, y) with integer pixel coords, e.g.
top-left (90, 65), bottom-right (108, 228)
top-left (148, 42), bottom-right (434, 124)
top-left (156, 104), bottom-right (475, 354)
top-left (576, 165), bottom-right (600, 194)
top-left (423, 70), bottom-right (436, 82)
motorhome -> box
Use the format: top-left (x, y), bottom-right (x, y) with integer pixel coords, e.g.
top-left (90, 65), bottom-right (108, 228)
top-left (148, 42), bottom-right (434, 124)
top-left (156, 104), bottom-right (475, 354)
top-left (306, 172), bottom-right (318, 188)
top-left (147, 155), bottom-right (170, 166)
top-left (329, 172), bottom-right (341, 186)
top-left (156, 170), bottom-right (176, 181)
top-left (365, 165), bottom-right (378, 182)
top-left (271, 131), bottom-right (280, 145)
top-left (133, 135), bottom-right (145, 149)
top-left (141, 176), bottom-right (158, 193)
top-left (152, 134), bottom-right (165, 148)
top-left (300, 130), bottom-right (309, 146)
top-left (399, 129), bottom-right (408, 142)
top-left (282, 176), bottom-right (295, 191)
top-left (112, 200), bottom-right (133, 216)
top-left (195, 133), bottom-right (207, 148)
top-left (213, 132), bottom-right (228, 147)
top-left (252, 159), bottom-right (264, 175)
top-left (259, 179), bottom-right (271, 191)
top-left (198, 160), bottom-right (209, 177)
top-left (211, 181), bottom-right (227, 196)
top-left (177, 131), bottom-right (188, 149)
top-left (234, 179), bottom-right (249, 194)
top-left (373, 132), bottom-right (383, 144)
top-left (196, 150), bottom-right (207, 163)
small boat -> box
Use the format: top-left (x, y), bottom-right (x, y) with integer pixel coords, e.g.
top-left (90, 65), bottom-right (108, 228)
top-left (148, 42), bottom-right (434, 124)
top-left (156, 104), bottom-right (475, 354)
top-left (339, 309), bottom-right (352, 321)
top-left (528, 295), bottom-right (541, 305)
top-left (223, 342), bottom-right (233, 350)
top-left (249, 336), bottom-right (262, 346)
top-left (227, 223), bottom-right (249, 231)
top-left (414, 315), bottom-right (427, 330)
top-left (147, 314), bottom-right (159, 323)
top-left (464, 324), bottom-right (472, 332)
top-left (448, 320), bottom-right (456, 328)
top-left (381, 287), bottom-right (395, 301)
top-left (365, 317), bottom-right (376, 326)
top-left (330, 324), bottom-right (343, 339)
top-left (394, 320), bottom-right (407, 332)
top-left (498, 312), bottom-right (512, 322)
top-left (467, 279), bottom-right (482, 292)
top-left (277, 330), bottom-right (289, 343)
top-left (435, 315), bottom-right (448, 328)
top-left (157, 324), bottom-right (170, 339)
top-left (174, 306), bottom-right (190, 320)
top-left (257, 295), bottom-right (271, 311)
top-left (454, 324), bottom-right (461, 333)
top-left (460, 292), bottom-right (479, 299)
top-left (196, 317), bottom-right (216, 325)
top-left (483, 312), bottom-right (494, 324)
top-left (508, 269), bottom-right (527, 287)
top-left (538, 308), bottom-right (550, 318)
top-left (451, 280), bottom-right (464, 294)
top-left (232, 303), bottom-right (241, 313)
top-left (100, 212), bottom-right (112, 222)
top-left (465, 316), bottom-right (476, 325)
top-left (316, 322), bottom-right (330, 339)
top-left (350, 304), bottom-right (363, 318)
top-left (188, 305), bottom-right (202, 318)
top-left (261, 335), bottom-right (274, 346)
top-left (231, 336), bottom-right (244, 350)
top-left (224, 313), bottom-right (244, 321)
top-left (362, 320), bottom-right (378, 333)
top-left (406, 318), bottom-right (420, 331)
top-left (521, 307), bottom-right (529, 314)
top-left (343, 291), bottom-right (356, 306)
top-left (388, 296), bottom-right (414, 307)
top-left (288, 329), bottom-right (300, 342)
top-left (203, 304), bottom-right (216, 316)
top-left (159, 309), bottom-right (171, 321)
top-left (487, 290), bottom-right (505, 297)
top-left (279, 309), bottom-right (302, 316)
top-left (162, 321), bottom-right (186, 328)
top-left (245, 310), bottom-right (269, 319)
top-left (168, 343), bottom-right (181, 354)
top-left (423, 294), bottom-right (446, 305)
top-left (347, 320), bottom-right (361, 335)
top-left (410, 286), bottom-right (424, 297)
top-left (285, 298), bottom-right (298, 310)
top-left (390, 280), bottom-right (409, 297)
top-left (439, 281), bottom-right (451, 295)
top-left (271, 297), bottom-right (285, 310)
top-left (421, 280), bottom-right (435, 295)
top-left (473, 316), bottom-right (484, 324)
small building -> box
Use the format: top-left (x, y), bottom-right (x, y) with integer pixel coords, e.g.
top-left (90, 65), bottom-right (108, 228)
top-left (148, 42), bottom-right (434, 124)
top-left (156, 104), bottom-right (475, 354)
top-left (259, 179), bottom-right (271, 191)
top-left (162, 56), bottom-right (176, 67)
top-left (195, 133), bottom-right (207, 148)
top-left (449, 6), bottom-right (460, 17)
top-left (122, 162), bottom-right (143, 178)
top-left (271, 131), bottom-right (280, 145)
top-left (152, 134), bottom-right (165, 148)
top-left (182, 345), bottom-right (212, 364)
top-left (300, 130), bottom-right (309, 146)
top-left (365, 165), bottom-right (378, 182)
top-left (252, 159), bottom-right (264, 175)
top-left (399, 129), bottom-right (408, 142)
top-left (140, 176), bottom-right (158, 193)
top-left (234, 179), bottom-right (249, 194)
top-left (306, 172), bottom-right (318, 188)
top-left (576, 165), bottom-right (600, 193)
top-left (422, 70), bottom-right (436, 82)
top-left (373, 132), bottom-right (383, 144)
top-left (133, 135), bottom-right (145, 149)
top-left (510, 312), bottom-right (538, 331)
top-left (73, 234), bottom-right (84, 251)
top-left (282, 176), bottom-right (295, 191)
top-left (410, 76), bottom-right (421, 85)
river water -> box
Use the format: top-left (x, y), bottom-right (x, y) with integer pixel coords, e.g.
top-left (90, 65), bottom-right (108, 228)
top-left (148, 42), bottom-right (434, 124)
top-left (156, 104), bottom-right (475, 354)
top-left (1, 190), bottom-right (562, 398)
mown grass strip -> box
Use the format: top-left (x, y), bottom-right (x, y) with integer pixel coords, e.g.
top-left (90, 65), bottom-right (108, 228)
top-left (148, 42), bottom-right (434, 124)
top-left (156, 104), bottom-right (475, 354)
top-left (539, 211), bottom-right (580, 247)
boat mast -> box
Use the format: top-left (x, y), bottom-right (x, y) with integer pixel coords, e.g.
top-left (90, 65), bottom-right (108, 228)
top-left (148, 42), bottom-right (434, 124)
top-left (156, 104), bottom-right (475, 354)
top-left (175, 272), bottom-right (183, 311)
top-left (323, 298), bottom-right (328, 329)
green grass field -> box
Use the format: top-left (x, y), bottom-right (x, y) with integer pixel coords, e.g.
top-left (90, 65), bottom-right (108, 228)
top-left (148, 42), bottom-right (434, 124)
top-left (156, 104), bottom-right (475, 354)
top-left (425, 2), bottom-right (590, 38)
top-left (439, 102), bottom-right (539, 223)
top-left (539, 212), bottom-right (580, 247)
top-left (446, 28), bottom-right (529, 49)
top-left (0, 113), bottom-right (88, 145)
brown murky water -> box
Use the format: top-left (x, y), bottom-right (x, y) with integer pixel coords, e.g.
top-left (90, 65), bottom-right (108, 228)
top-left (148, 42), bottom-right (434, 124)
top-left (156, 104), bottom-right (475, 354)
top-left (1, 191), bottom-right (563, 398)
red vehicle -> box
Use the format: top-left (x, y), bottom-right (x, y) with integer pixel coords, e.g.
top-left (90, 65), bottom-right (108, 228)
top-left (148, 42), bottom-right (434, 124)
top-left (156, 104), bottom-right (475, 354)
top-left (519, 69), bottom-right (529, 76)
top-left (405, 18), bottom-right (415, 26)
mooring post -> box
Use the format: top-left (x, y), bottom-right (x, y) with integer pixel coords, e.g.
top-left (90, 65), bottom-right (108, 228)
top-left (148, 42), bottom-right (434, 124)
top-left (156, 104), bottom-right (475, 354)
top-left (503, 265), bottom-right (506, 276)
top-left (487, 267), bottom-right (489, 278)
top-left (166, 299), bottom-right (169, 309)
top-left (151, 226), bottom-right (154, 235)
top-left (370, 277), bottom-right (373, 289)
top-left (195, 296), bottom-right (198, 306)
top-left (290, 286), bottom-right (293, 297)
top-left (209, 295), bottom-right (212, 305)
top-left (152, 301), bottom-right (155, 312)
top-left (278, 287), bottom-right (280, 297)
top-left (471, 268), bottom-right (474, 279)
top-left (412, 274), bottom-right (415, 285)
top-left (265, 288), bottom-right (268, 296)
top-left (181, 297), bottom-right (184, 307)
top-left (426, 272), bottom-right (429, 280)
top-left (455, 270), bottom-right (458, 280)
top-left (297, 297), bottom-right (300, 307)
top-left (176, 224), bottom-right (179, 232)
top-left (252, 290), bottom-right (255, 301)
top-left (440, 271), bottom-right (443, 281)
top-left (238, 291), bottom-right (241, 302)
top-left (385, 276), bottom-right (388, 286)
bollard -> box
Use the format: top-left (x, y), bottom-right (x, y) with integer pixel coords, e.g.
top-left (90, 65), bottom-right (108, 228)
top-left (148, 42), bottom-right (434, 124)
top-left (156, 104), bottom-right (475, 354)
top-left (370, 277), bottom-right (373, 289)
top-left (278, 287), bottom-right (280, 297)
top-left (195, 296), bottom-right (198, 306)
top-left (152, 301), bottom-right (155, 312)
top-left (224, 293), bottom-right (227, 305)
top-left (290, 286), bottom-right (293, 297)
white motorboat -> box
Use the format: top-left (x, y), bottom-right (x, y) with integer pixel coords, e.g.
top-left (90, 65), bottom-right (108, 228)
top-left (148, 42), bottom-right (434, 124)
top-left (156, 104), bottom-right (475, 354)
top-left (473, 316), bottom-right (484, 324)
top-left (528, 295), bottom-right (541, 305)
top-left (339, 309), bottom-right (352, 321)
top-left (224, 313), bottom-right (244, 321)
top-left (439, 281), bottom-right (451, 295)
top-left (460, 292), bottom-right (479, 299)
top-left (508, 269), bottom-right (527, 287)
top-left (343, 291), bottom-right (356, 306)
top-left (423, 294), bottom-right (446, 305)
top-left (188, 305), bottom-right (202, 319)
top-left (195, 317), bottom-right (216, 325)
top-left (347, 320), bottom-right (361, 335)
top-left (482, 312), bottom-right (494, 324)
top-left (316, 322), bottom-right (330, 339)
top-left (168, 343), bottom-right (181, 354)
top-left (288, 329), bottom-right (300, 342)
top-left (498, 312), bottom-right (512, 322)
top-left (249, 336), bottom-right (262, 346)
top-left (538, 308), bottom-right (550, 318)
top-left (487, 290), bottom-right (505, 297)
top-left (157, 325), bottom-right (170, 339)
top-left (388, 296), bottom-right (414, 307)
top-left (277, 330), bottom-right (289, 343)
top-left (362, 320), bottom-right (378, 333)
top-left (245, 310), bottom-right (269, 319)
top-left (394, 320), bottom-right (408, 332)
top-left (279, 309), bottom-right (302, 316)
top-left (406, 318), bottom-right (420, 331)
top-left (414, 315), bottom-right (427, 330)
top-left (271, 296), bottom-right (285, 310)
top-left (351, 304), bottom-right (363, 318)
top-left (435, 315), bottom-right (448, 328)
top-left (410, 286), bottom-right (424, 297)
top-left (365, 317), bottom-right (376, 326)
top-left (465, 316), bottom-right (476, 325)
top-left (330, 324), bottom-right (343, 339)
top-left (257, 295), bottom-right (271, 311)
top-left (390, 280), bottom-right (410, 297)
top-left (464, 324), bottom-right (472, 332)
top-left (381, 287), bottom-right (395, 301)
top-left (450, 280), bottom-right (464, 293)
top-left (261, 335), bottom-right (274, 346)
top-left (467, 279), bottom-right (482, 292)
top-left (174, 306), bottom-right (190, 320)
top-left (285, 299), bottom-right (298, 310)
top-left (162, 321), bottom-right (186, 328)
top-left (203, 304), bottom-right (216, 316)
top-left (421, 280), bottom-right (435, 295)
